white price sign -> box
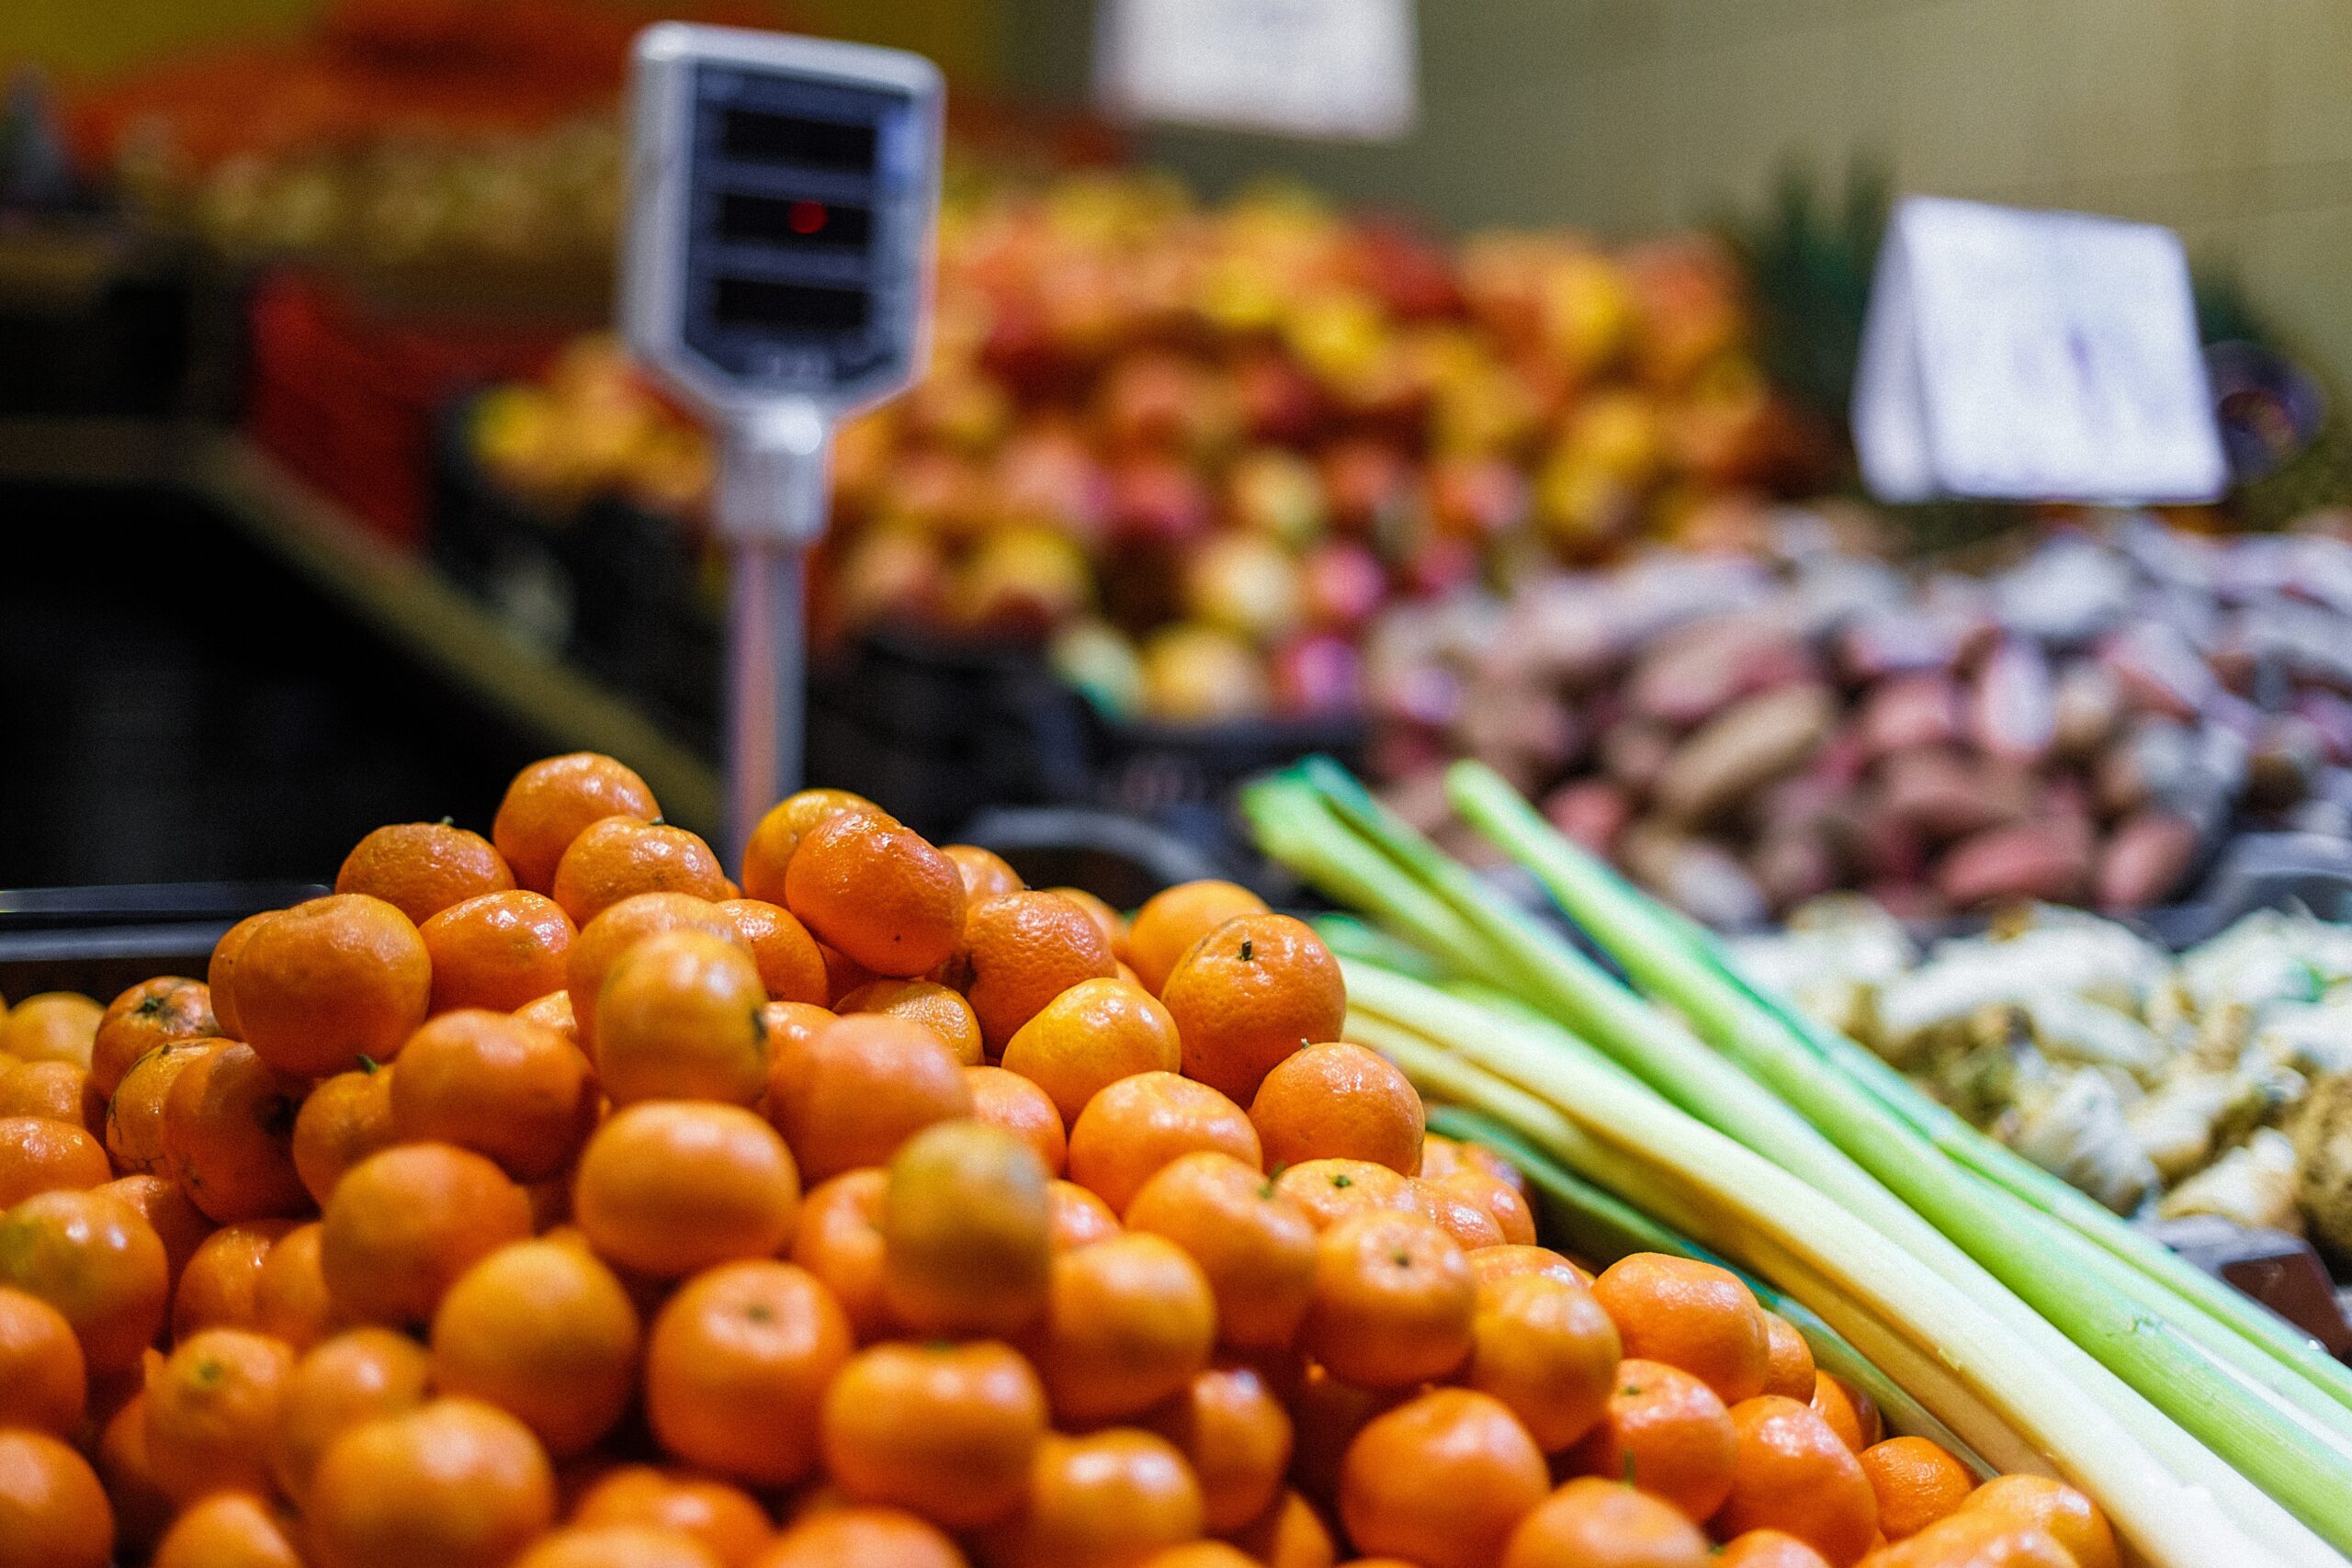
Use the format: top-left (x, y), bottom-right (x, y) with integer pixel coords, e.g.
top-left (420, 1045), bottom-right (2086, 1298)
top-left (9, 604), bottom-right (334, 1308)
top-left (1096, 0), bottom-right (1418, 141)
top-left (1854, 196), bottom-right (2226, 504)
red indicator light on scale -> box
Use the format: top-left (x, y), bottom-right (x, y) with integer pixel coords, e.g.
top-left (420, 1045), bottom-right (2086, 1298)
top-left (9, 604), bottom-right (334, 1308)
top-left (787, 200), bottom-right (828, 234)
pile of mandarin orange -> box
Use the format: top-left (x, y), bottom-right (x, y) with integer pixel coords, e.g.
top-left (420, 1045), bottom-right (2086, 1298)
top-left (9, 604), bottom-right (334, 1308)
top-left (0, 752), bottom-right (2120, 1568)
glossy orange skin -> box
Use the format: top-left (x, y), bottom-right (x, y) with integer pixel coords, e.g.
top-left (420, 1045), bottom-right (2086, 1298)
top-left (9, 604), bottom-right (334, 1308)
top-left (1436, 1165), bottom-right (1538, 1247)
top-left (96, 1386), bottom-right (172, 1555)
top-left (151, 1490), bottom-right (304, 1568)
top-left (1419, 1179), bottom-right (1509, 1249)
top-left (289, 1064), bottom-right (399, 1208)
top-left (944, 844), bottom-right (1025, 902)
top-left (573, 1103), bottom-right (801, 1280)
top-left (1026, 1231), bottom-right (1216, 1425)
top-left (434, 1240), bottom-right (642, 1458)
top-left (513, 1524), bottom-right (722, 1568)
top-left (423, 891), bottom-right (577, 1015)
top-left (1222, 1487), bottom-right (1335, 1568)
top-left (1467, 1271), bottom-right (1622, 1452)
top-left (338, 821), bottom-right (517, 925)
top-left (1500, 1475), bottom-right (1713, 1568)
top-left (516, 989), bottom-right (579, 1043)
top-left (1250, 1043), bottom-right (1423, 1176)
top-left (1000, 978), bottom-right (1182, 1124)
top-left (1339, 1388), bottom-right (1548, 1568)
top-left (975, 1428), bottom-right (1204, 1568)
top-left (268, 1327), bottom-right (433, 1508)
top-left (91, 977), bottom-right (217, 1098)
top-left (1271, 1159), bottom-right (1423, 1233)
top-left (764, 1012), bottom-right (973, 1183)
top-left (1563, 1358), bottom-right (1739, 1521)
top-left (1713, 1396), bottom-right (1880, 1567)
top-left (1810, 1371), bottom-right (1881, 1454)
top-left (957, 892), bottom-right (1120, 1052)
top-left (784, 813), bottom-right (967, 979)
top-left (1125, 1150), bottom-right (1317, 1351)
top-left (1592, 1253), bottom-right (1771, 1407)
top-left (820, 1340), bottom-right (1048, 1530)
top-left (839, 979), bottom-right (985, 1066)
top-left (391, 1009), bottom-right (598, 1182)
top-left (1763, 1312), bottom-right (1818, 1401)
top-left (0, 1116), bottom-right (109, 1207)
top-left (1047, 1180), bottom-right (1121, 1252)
top-left (646, 1260), bottom-right (851, 1486)
top-left (1067, 1071), bottom-right (1261, 1215)
top-left (95, 1174), bottom-right (209, 1299)
top-left (788, 1169), bottom-right (892, 1341)
top-left (552, 816), bottom-right (732, 928)
top-left (0, 1060), bottom-right (103, 1136)
top-left (1285, 1361), bottom-right (1405, 1509)
top-left (1126, 881), bottom-right (1267, 996)
top-left (1143, 1362), bottom-right (1292, 1532)
top-left (1887, 1513), bottom-right (2083, 1568)
top-left (1303, 1210), bottom-right (1475, 1390)
top-left (0, 1427), bottom-right (114, 1568)
top-left (571, 1465), bottom-right (774, 1568)
top-left (964, 1066), bottom-right (1068, 1173)
top-left (0, 1186), bottom-right (170, 1372)
top-left (1159, 913), bottom-right (1344, 1104)
top-left (206, 913), bottom-right (276, 1041)
top-left (143, 1326), bottom-right (293, 1506)
top-left (171, 1218), bottom-right (293, 1340)
top-left (759, 1506), bottom-right (967, 1568)
top-left (305, 1397), bottom-right (559, 1568)
top-left (233, 895), bottom-right (432, 1078)
top-left (158, 1043), bottom-right (308, 1224)
top-left (717, 898), bottom-right (831, 1007)
top-left (0, 1283), bottom-right (85, 1436)
top-left (882, 1122), bottom-right (1053, 1339)
top-left (594, 931), bottom-right (770, 1107)
top-left (105, 1041), bottom-right (216, 1176)
top-left (319, 1143), bottom-right (534, 1327)
top-left (0, 993), bottom-right (103, 1068)
top-left (1859, 1438), bottom-right (1975, 1542)
top-left (1958, 1475), bottom-right (2120, 1568)
top-left (1048, 887), bottom-right (1127, 961)
top-left (254, 1221), bottom-right (344, 1350)
top-left (740, 788), bottom-right (888, 907)
top-left (1717, 1530), bottom-right (1835, 1568)
top-left (493, 752), bottom-right (661, 894)
top-left (565, 894), bottom-right (744, 1054)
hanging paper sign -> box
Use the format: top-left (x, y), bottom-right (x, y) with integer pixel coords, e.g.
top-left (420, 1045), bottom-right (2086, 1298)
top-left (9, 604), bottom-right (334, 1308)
top-left (1095, 0), bottom-right (1419, 141)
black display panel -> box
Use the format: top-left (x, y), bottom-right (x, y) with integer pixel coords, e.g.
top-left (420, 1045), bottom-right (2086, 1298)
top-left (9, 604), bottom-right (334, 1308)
top-left (720, 108), bottom-right (876, 170)
top-left (714, 276), bottom-right (872, 332)
top-left (718, 193), bottom-right (873, 251)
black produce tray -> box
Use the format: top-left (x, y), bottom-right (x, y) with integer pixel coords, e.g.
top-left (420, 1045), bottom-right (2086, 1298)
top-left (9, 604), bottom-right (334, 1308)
top-left (0, 882), bottom-right (325, 999)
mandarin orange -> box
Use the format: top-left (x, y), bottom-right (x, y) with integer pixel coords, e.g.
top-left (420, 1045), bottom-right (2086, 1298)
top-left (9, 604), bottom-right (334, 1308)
top-left (958, 891), bottom-right (1119, 1052)
top-left (765, 1012), bottom-right (973, 1182)
top-left (1067, 1070), bottom-right (1261, 1214)
top-left (268, 1327), bottom-right (434, 1507)
top-left (1001, 977), bottom-right (1181, 1122)
top-left (1563, 1358), bottom-right (1738, 1519)
top-left (170, 1218), bottom-right (292, 1339)
top-left (91, 977), bottom-right (216, 1098)
top-left (320, 1143), bottom-right (533, 1327)
top-left (717, 898), bottom-right (831, 1006)
top-left (254, 1220), bottom-right (344, 1350)
top-left (1142, 1361), bottom-right (1292, 1532)
top-left (390, 1009), bottom-right (596, 1182)
top-left (0, 1187), bottom-right (169, 1372)
top-left (1467, 1271), bottom-right (1621, 1451)
top-left (1124, 1149), bottom-right (1317, 1351)
top-left (740, 788), bottom-right (888, 906)
top-left (1126, 882), bottom-right (1268, 996)
top-left (645, 1260), bottom-right (851, 1486)
top-left (1592, 1253), bottom-right (1770, 1406)
top-left (1338, 1388), bottom-right (1548, 1568)
top-left (234, 895), bottom-right (432, 1077)
top-left (0, 1115), bottom-right (108, 1207)
top-left (0, 1427), bottom-right (114, 1568)
top-left (338, 821), bottom-right (516, 924)
top-left (882, 1121), bottom-right (1052, 1337)
top-left (565, 893), bottom-right (744, 1053)
top-left (0, 992), bottom-right (102, 1068)
top-left (820, 1339), bottom-right (1047, 1530)
top-left (788, 1168), bottom-right (892, 1341)
top-left (1859, 1438), bottom-right (1975, 1542)
top-left (964, 1065), bottom-right (1068, 1173)
top-left (784, 813), bottom-right (967, 978)
top-left (594, 931), bottom-right (770, 1106)
top-left (1249, 1042), bottom-right (1421, 1175)
top-left (1500, 1475), bottom-right (1712, 1568)
top-left (151, 1490), bottom-right (304, 1568)
top-left (757, 1506), bottom-right (967, 1568)
top-left (158, 1043), bottom-right (310, 1224)
top-left (433, 1239), bottom-right (641, 1457)
top-left (573, 1102), bottom-right (801, 1280)
top-left (423, 890), bottom-right (577, 1015)
top-left (494, 753), bottom-right (660, 894)
top-left (0, 1284), bottom-right (84, 1436)
top-left (975, 1427), bottom-right (1204, 1568)
top-left (1302, 1210), bottom-right (1475, 1390)
top-left (838, 978), bottom-right (984, 1065)
top-left (553, 816), bottom-right (731, 928)
top-left (288, 1062), bottom-right (399, 1209)
top-left (945, 844), bottom-right (1025, 901)
top-left (1160, 914), bottom-right (1344, 1103)
top-left (104, 1040), bottom-right (216, 1176)
top-left (571, 1466), bottom-right (774, 1568)
top-left (1026, 1230), bottom-right (1216, 1425)
top-left (306, 1396), bottom-right (558, 1568)
top-left (143, 1326), bottom-right (293, 1505)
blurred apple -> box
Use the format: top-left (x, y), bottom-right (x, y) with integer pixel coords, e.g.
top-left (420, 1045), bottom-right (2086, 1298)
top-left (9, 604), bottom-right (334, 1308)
top-left (1227, 448), bottom-right (1329, 548)
top-left (1272, 632), bottom-right (1364, 716)
top-left (1184, 532), bottom-right (1305, 646)
top-left (1097, 349), bottom-right (1238, 457)
top-left (1300, 541), bottom-right (1388, 634)
top-left (1233, 349), bottom-right (1324, 444)
top-left (831, 524), bottom-right (949, 637)
top-left (1399, 532), bottom-right (1481, 599)
top-left (1539, 250), bottom-right (1634, 378)
top-left (1140, 623), bottom-right (1272, 724)
top-left (880, 448), bottom-right (991, 542)
top-left (1107, 455), bottom-right (1214, 548)
top-left (994, 422), bottom-right (1110, 547)
top-left (1425, 454), bottom-right (1528, 542)
top-left (948, 525), bottom-right (1092, 639)
top-left (1320, 438), bottom-right (1412, 536)
top-left (904, 368), bottom-right (1013, 454)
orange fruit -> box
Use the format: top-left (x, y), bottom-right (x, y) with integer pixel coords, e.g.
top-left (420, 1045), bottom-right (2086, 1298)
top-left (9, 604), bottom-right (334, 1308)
top-left (105, 1040), bottom-right (215, 1176)
top-left (1714, 1396), bottom-right (1879, 1566)
top-left (1067, 1070), bottom-right (1261, 1214)
top-left (1026, 1230), bottom-right (1216, 1425)
top-left (1272, 1158), bottom-right (1422, 1232)
top-left (269, 1326), bottom-right (433, 1506)
top-left (1887, 1513), bottom-right (2082, 1568)
top-left (1763, 1313), bottom-right (1817, 1401)
top-left (976, 1427), bottom-right (1204, 1568)
top-left (513, 1524), bottom-right (720, 1568)
top-left (820, 1339), bottom-right (1047, 1530)
top-left (289, 1062), bottom-right (399, 1208)
top-left (839, 978), bottom-right (985, 1066)
top-left (390, 1009), bottom-right (596, 1181)
top-left (759, 1506), bottom-right (965, 1568)
top-left (306, 1397), bottom-right (558, 1568)
top-left (151, 1490), bottom-right (303, 1568)
top-left (1718, 1530), bottom-right (1835, 1568)
top-left (594, 931), bottom-right (770, 1106)
top-left (1436, 1165), bottom-right (1538, 1247)
top-left (1166, 917), bottom-right (1347, 1104)
top-left (717, 899), bottom-right (830, 1006)
top-left (1500, 1475), bottom-right (1712, 1568)
top-left (1143, 1361), bottom-right (1292, 1532)
top-left (157, 1043), bottom-right (308, 1224)
top-left (571, 1465), bottom-right (773, 1568)
top-left (766, 1012), bottom-right (974, 1182)
top-left (96, 1173), bottom-right (209, 1296)
top-left (338, 820), bottom-right (516, 924)
top-left (956, 891), bottom-right (1118, 1052)
top-left (0, 1061), bottom-right (100, 1135)
top-left (574, 1102), bottom-right (801, 1279)
top-left (1467, 1271), bottom-right (1622, 1452)
top-left (1048, 1179), bottom-right (1121, 1251)
top-left (761, 1000), bottom-right (834, 1055)
top-left (1222, 1490), bottom-right (1332, 1568)
top-left (0, 1427), bottom-right (113, 1568)
top-left (789, 1169), bottom-right (891, 1340)
top-left (646, 1260), bottom-right (850, 1485)
top-left (1001, 977), bottom-right (1182, 1123)
top-left (434, 1239), bottom-right (641, 1456)
top-left (1127, 882), bottom-right (1268, 996)
top-left (1592, 1253), bottom-right (1770, 1406)
top-left (1419, 1177), bottom-right (1509, 1249)
top-left (423, 890), bottom-right (577, 1015)
top-left (819, 942), bottom-right (882, 1006)
top-left (1959, 1475), bottom-right (2119, 1568)
top-left (1563, 1358), bottom-right (1738, 1520)
top-left (0, 1284), bottom-right (84, 1435)
top-left (1136, 1547), bottom-right (1255, 1568)
top-left (882, 1121), bottom-right (1052, 1337)
top-left (1286, 1359), bottom-right (1405, 1508)
top-left (320, 1143), bottom-right (534, 1326)
top-left (1302, 1210), bottom-right (1475, 1389)
top-left (494, 752), bottom-right (661, 893)
top-left (206, 914), bottom-right (274, 1041)
top-left (741, 788), bottom-right (889, 907)
top-left (91, 977), bottom-right (217, 1098)
top-left (1249, 1042), bottom-right (1422, 1175)
top-left (1049, 887), bottom-right (1125, 958)
top-left (1859, 1438), bottom-right (1975, 1542)
top-left (553, 815), bottom-right (732, 927)
top-left (516, 988), bottom-right (579, 1042)
top-left (0, 1115), bottom-right (107, 1206)
top-left (172, 1218), bottom-right (293, 1339)
top-left (143, 1326), bottom-right (293, 1505)
top-left (0, 1186), bottom-right (168, 1372)
top-left (96, 1386), bottom-right (172, 1555)
top-left (0, 993), bottom-right (102, 1068)
top-left (254, 1221), bottom-right (344, 1350)
top-left (1125, 1149), bottom-right (1316, 1351)
top-left (785, 813), bottom-right (967, 978)
top-left (946, 844), bottom-right (1024, 901)
top-left (1339, 1388), bottom-right (1547, 1568)
top-left (234, 895), bottom-right (432, 1078)
top-left (964, 1065), bottom-right (1067, 1173)
top-left (566, 893), bottom-right (745, 1053)
top-left (1810, 1372), bottom-right (1881, 1454)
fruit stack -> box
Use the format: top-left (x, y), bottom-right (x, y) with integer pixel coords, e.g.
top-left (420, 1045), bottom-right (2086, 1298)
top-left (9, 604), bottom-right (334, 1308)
top-left (0, 753), bottom-right (2100, 1567)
